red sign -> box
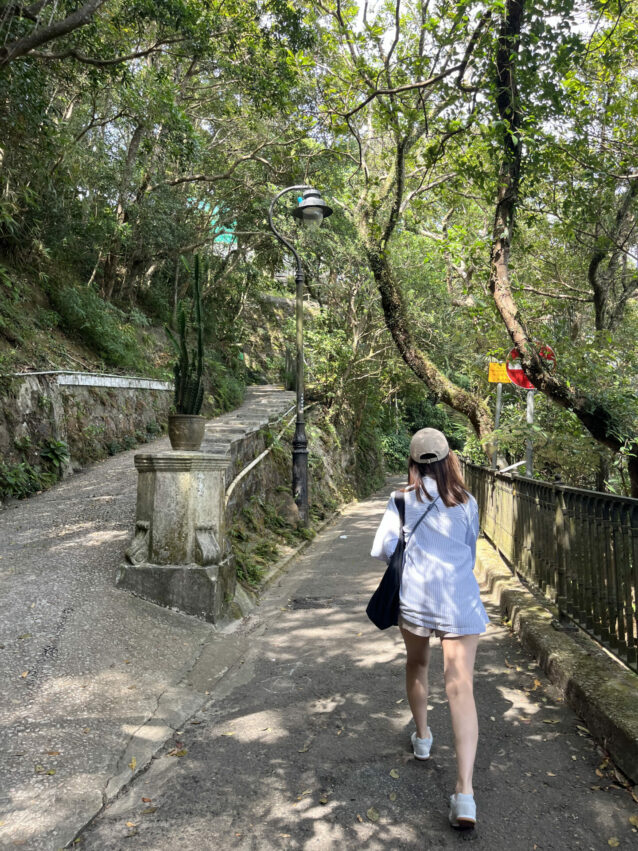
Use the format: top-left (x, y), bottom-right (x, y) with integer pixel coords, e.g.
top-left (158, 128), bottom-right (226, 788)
top-left (505, 345), bottom-right (556, 389)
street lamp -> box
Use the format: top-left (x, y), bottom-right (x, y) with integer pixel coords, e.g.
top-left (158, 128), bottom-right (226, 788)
top-left (268, 186), bottom-right (333, 525)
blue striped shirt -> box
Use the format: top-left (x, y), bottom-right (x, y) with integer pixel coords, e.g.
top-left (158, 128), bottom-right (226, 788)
top-left (371, 481), bottom-right (489, 634)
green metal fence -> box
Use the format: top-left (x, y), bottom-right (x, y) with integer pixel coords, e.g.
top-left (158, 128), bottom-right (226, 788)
top-left (462, 462), bottom-right (638, 672)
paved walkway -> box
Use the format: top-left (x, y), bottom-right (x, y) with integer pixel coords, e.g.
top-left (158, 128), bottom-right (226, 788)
top-left (0, 388), bottom-right (294, 849)
top-left (75, 481), bottom-right (636, 850)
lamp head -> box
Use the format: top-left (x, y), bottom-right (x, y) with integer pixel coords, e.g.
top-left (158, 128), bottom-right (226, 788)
top-left (292, 188), bottom-right (333, 229)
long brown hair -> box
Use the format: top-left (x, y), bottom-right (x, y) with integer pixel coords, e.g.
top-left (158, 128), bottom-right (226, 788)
top-left (403, 451), bottom-right (469, 507)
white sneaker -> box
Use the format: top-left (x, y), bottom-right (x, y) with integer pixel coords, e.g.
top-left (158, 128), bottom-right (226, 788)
top-left (410, 728), bottom-right (433, 760)
top-left (448, 792), bottom-right (476, 829)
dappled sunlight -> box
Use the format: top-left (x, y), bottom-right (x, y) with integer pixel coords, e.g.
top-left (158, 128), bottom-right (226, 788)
top-left (497, 686), bottom-right (542, 721)
top-left (49, 528), bottom-right (128, 550)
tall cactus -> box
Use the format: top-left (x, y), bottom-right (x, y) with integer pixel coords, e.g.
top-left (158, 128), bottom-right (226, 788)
top-left (166, 255), bottom-right (205, 415)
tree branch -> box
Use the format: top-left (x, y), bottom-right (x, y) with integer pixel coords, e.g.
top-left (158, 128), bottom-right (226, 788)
top-left (29, 38), bottom-right (183, 66)
top-left (0, 0), bottom-right (108, 67)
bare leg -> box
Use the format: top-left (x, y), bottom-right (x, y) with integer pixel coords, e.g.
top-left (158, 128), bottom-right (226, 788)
top-left (442, 634), bottom-right (480, 796)
top-left (400, 626), bottom-right (431, 739)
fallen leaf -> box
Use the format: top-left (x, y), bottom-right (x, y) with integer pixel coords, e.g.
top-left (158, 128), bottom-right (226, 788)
top-left (395, 698), bottom-right (404, 704)
top-left (319, 794), bottom-right (329, 805)
top-left (389, 792), bottom-right (397, 801)
top-left (356, 814), bottom-right (363, 823)
top-left (82, 727), bottom-right (90, 734)
top-left (190, 721), bottom-right (202, 725)
top-left (531, 678), bottom-right (542, 691)
top-left (222, 732), bottom-right (235, 738)
top-left (590, 785), bottom-right (602, 791)
top-left (607, 839), bottom-right (620, 847)
top-left (142, 807), bottom-right (157, 815)
top-left (614, 768), bottom-right (629, 786)
top-left (576, 724), bottom-right (590, 735)
top-left (543, 719), bottom-right (560, 724)
top-left (127, 685), bottom-right (136, 690)
top-left (389, 769), bottom-right (399, 779)
top-left (128, 757), bottom-right (136, 771)
top-left (46, 769), bottom-right (56, 775)
top-left (367, 807), bottom-right (379, 822)
top-left (546, 772), bottom-right (556, 777)
top-left (141, 797), bottom-right (152, 803)
top-left (126, 822), bottom-right (137, 828)
top-left (17, 634), bottom-right (31, 640)
top-left (490, 716), bottom-right (496, 722)
top-left (20, 671), bottom-right (28, 678)
top-left (298, 737), bottom-right (312, 753)
top-left (34, 765), bottom-right (45, 774)
top-left (596, 769), bottom-right (605, 778)
top-left (168, 748), bottom-right (187, 757)
top-left (279, 835), bottom-right (291, 838)
top-left (571, 755), bottom-right (578, 761)
top-left (46, 751), bottom-right (60, 756)
top-left (504, 658), bottom-right (513, 668)
top-left (629, 815), bottom-right (638, 828)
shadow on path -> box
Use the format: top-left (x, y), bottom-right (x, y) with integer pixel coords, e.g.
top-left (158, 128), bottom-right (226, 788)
top-left (78, 481), bottom-right (638, 850)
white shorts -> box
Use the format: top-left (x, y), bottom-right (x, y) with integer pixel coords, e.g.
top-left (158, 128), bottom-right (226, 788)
top-left (398, 615), bottom-right (460, 639)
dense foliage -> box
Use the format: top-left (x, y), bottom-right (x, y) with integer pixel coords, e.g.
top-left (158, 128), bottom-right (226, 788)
top-left (0, 0), bottom-right (636, 494)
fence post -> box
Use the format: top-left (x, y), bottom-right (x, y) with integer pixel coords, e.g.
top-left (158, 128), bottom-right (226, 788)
top-left (554, 489), bottom-right (570, 626)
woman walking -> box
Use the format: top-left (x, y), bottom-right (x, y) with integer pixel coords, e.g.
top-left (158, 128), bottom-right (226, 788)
top-left (371, 428), bottom-right (489, 829)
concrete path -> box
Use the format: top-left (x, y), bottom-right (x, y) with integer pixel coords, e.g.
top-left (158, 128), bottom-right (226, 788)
top-left (76, 480), bottom-right (638, 851)
top-left (0, 388), bottom-right (294, 849)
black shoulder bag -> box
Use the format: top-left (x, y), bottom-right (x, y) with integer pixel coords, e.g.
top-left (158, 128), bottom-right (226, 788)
top-left (366, 494), bottom-right (439, 630)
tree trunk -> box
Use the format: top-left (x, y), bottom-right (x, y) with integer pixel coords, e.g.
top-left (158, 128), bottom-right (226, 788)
top-left (101, 122), bottom-right (145, 300)
top-left (364, 237), bottom-right (494, 446)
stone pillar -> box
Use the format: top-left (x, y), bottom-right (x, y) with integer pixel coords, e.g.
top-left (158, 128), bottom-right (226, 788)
top-left (116, 452), bottom-right (235, 623)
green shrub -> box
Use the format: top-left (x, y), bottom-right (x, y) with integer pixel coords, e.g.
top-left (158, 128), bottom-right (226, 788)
top-left (206, 354), bottom-right (245, 414)
top-left (50, 285), bottom-right (140, 369)
top-left (381, 430), bottom-right (411, 473)
top-left (39, 438), bottom-right (69, 472)
top-left (0, 461), bottom-right (54, 499)
top-left (34, 308), bottom-right (60, 330)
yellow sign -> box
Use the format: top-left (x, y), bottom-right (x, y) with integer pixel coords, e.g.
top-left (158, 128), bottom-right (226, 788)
top-left (488, 362), bottom-right (510, 383)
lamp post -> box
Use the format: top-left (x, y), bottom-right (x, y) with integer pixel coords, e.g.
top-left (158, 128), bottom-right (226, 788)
top-left (268, 186), bottom-right (333, 525)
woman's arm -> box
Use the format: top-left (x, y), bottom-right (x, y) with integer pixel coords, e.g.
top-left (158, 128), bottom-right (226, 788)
top-left (370, 494), bottom-right (401, 561)
top-left (465, 496), bottom-right (480, 566)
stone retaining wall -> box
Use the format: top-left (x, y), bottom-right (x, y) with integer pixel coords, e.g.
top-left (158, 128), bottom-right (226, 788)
top-left (0, 371), bottom-right (172, 473)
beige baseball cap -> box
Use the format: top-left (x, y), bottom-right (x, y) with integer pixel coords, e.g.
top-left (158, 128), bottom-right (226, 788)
top-left (409, 428), bottom-right (449, 464)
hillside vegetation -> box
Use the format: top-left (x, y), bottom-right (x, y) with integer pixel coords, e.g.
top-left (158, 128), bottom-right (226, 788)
top-left (1, 0), bottom-right (636, 495)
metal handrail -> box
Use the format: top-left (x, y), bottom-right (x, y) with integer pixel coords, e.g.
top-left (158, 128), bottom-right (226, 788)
top-left (461, 460), bottom-right (638, 672)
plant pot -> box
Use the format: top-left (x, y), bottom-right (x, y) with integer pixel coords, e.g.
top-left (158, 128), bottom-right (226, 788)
top-left (168, 414), bottom-right (205, 451)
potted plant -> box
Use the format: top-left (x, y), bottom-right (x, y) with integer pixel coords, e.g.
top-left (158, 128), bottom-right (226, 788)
top-left (166, 256), bottom-right (206, 451)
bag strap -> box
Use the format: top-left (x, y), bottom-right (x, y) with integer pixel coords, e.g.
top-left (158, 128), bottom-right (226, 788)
top-left (394, 493), bottom-right (406, 543)
top-left (406, 496), bottom-right (439, 545)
